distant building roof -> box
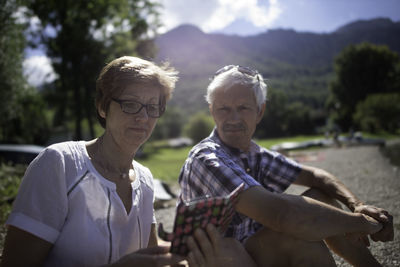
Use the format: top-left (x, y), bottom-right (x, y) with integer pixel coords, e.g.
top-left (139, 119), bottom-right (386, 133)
top-left (0, 144), bottom-right (45, 154)
top-left (0, 144), bottom-right (45, 165)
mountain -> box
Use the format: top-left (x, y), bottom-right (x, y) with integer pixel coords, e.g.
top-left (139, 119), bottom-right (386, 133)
top-left (155, 19), bottom-right (400, 114)
top-left (335, 18), bottom-right (400, 34)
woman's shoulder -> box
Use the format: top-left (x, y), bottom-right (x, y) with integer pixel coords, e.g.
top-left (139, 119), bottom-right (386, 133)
top-left (43, 140), bottom-right (78, 152)
top-left (133, 161), bottom-right (152, 178)
top-left (32, 141), bottom-right (70, 161)
top-left (34, 141), bottom-right (88, 175)
top-left (48, 140), bottom-right (88, 156)
top-left (132, 160), bottom-right (154, 189)
top-left (21, 141), bottom-right (87, 189)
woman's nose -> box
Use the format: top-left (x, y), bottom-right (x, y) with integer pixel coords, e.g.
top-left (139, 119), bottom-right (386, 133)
top-left (134, 106), bottom-right (149, 121)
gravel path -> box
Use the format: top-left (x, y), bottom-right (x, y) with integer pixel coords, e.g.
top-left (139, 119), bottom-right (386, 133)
top-left (155, 144), bottom-right (400, 266)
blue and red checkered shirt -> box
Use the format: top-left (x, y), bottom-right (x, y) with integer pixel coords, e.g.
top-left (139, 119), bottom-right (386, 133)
top-left (178, 129), bottom-right (302, 242)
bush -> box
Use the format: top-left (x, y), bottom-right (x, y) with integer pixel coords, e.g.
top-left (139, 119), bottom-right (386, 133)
top-left (328, 43), bottom-right (400, 130)
top-left (256, 88), bottom-right (288, 138)
top-left (151, 107), bottom-right (186, 140)
top-left (353, 93), bottom-right (400, 133)
top-left (0, 87), bottom-right (51, 145)
top-left (284, 102), bottom-right (315, 135)
top-left (183, 112), bottom-right (214, 143)
top-left (0, 163), bottom-right (26, 249)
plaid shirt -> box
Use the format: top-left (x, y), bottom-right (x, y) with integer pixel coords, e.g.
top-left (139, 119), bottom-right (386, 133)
top-left (178, 129), bottom-right (302, 242)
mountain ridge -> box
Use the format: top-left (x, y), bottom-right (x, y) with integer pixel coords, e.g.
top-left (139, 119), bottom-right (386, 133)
top-left (155, 18), bottom-right (400, 114)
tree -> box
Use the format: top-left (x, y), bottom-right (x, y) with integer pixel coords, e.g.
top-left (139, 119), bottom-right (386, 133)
top-left (25, 0), bottom-right (161, 140)
top-left (151, 106), bottom-right (186, 140)
top-left (0, 0), bottom-right (26, 141)
top-left (328, 43), bottom-right (400, 130)
top-left (2, 87), bottom-right (50, 144)
top-left (184, 112), bottom-right (214, 143)
top-left (284, 102), bottom-right (314, 135)
top-left (353, 93), bottom-right (400, 133)
top-left (256, 88), bottom-right (288, 138)
top-left (0, 0), bottom-right (50, 144)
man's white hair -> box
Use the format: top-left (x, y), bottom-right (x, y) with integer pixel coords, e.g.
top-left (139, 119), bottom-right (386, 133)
top-left (205, 67), bottom-right (267, 109)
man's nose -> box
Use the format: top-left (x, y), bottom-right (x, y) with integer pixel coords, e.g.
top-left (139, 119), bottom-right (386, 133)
top-left (229, 109), bottom-right (241, 121)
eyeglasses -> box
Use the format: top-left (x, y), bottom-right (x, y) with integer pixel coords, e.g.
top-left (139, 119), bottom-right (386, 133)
top-left (212, 65), bottom-right (260, 80)
top-left (112, 98), bottom-right (165, 118)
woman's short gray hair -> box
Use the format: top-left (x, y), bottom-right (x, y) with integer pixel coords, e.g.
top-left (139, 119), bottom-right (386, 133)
top-left (205, 66), bottom-right (267, 109)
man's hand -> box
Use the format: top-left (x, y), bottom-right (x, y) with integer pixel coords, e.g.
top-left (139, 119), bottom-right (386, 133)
top-left (354, 204), bottom-right (394, 242)
top-left (186, 224), bottom-right (256, 267)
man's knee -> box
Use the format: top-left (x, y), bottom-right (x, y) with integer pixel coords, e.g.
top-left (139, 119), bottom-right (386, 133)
top-left (244, 228), bottom-right (293, 266)
top-left (302, 187), bottom-right (342, 209)
top-left (244, 228), bottom-right (336, 267)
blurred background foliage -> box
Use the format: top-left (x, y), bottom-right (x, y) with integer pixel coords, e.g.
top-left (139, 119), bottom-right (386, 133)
top-left (1, 0), bottom-right (400, 252)
top-left (0, 0), bottom-right (399, 146)
top-left (0, 162), bottom-right (26, 248)
top-left (1, 0), bottom-right (160, 144)
top-left (327, 43), bottom-right (400, 131)
top-left (183, 112), bottom-right (214, 143)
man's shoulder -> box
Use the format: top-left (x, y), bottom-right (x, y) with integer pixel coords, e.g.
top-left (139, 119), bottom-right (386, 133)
top-left (252, 140), bottom-right (283, 156)
top-left (183, 138), bottom-right (231, 167)
top-left (253, 141), bottom-right (302, 170)
top-left (189, 137), bottom-right (221, 155)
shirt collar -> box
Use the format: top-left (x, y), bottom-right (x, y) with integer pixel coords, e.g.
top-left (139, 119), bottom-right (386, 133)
top-left (209, 128), bottom-right (259, 157)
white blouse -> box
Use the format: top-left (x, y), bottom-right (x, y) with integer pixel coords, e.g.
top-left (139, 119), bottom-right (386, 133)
top-left (6, 141), bottom-right (156, 267)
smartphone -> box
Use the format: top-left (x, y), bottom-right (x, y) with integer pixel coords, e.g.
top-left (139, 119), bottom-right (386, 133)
top-left (158, 183), bottom-right (245, 255)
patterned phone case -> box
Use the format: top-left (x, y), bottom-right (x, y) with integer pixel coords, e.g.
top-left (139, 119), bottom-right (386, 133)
top-left (158, 183), bottom-right (245, 256)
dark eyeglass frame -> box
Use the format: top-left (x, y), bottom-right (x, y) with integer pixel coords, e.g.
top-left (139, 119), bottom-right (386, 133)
top-left (111, 98), bottom-right (165, 118)
top-left (212, 65), bottom-right (261, 81)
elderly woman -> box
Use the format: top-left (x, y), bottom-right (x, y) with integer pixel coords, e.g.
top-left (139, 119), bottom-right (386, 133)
top-left (1, 56), bottom-right (184, 266)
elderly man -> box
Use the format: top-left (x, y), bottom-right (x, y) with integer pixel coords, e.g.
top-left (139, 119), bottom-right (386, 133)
top-left (179, 65), bottom-right (393, 267)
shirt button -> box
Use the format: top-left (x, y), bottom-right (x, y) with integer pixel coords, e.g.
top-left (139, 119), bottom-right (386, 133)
top-left (246, 168), bottom-right (251, 173)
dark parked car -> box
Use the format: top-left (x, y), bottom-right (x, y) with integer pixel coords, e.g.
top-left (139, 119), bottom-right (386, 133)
top-left (0, 144), bottom-right (45, 165)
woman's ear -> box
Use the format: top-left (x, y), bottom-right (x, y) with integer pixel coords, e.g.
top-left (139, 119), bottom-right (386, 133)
top-left (97, 104), bottom-right (106, 119)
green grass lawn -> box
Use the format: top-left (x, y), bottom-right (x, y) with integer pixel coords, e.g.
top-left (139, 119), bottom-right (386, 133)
top-left (137, 132), bottom-right (400, 184)
top-left (137, 146), bottom-right (192, 184)
top-left (137, 135), bottom-right (326, 184)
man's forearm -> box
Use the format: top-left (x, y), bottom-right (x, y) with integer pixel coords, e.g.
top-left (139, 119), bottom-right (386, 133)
top-left (236, 186), bottom-right (382, 241)
top-left (296, 166), bottom-right (364, 211)
top-left (277, 194), bottom-right (381, 240)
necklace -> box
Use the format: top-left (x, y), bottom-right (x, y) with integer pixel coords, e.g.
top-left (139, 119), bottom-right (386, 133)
top-left (92, 157), bottom-right (134, 179)
top-left (91, 137), bottom-right (135, 180)
top-left (120, 169), bottom-right (135, 180)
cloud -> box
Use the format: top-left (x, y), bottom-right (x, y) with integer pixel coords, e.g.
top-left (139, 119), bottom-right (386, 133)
top-left (157, 0), bottom-right (282, 33)
top-left (204, 0), bottom-right (282, 31)
top-left (157, 0), bottom-right (218, 33)
top-left (23, 56), bottom-right (57, 87)
top-left (250, 0), bottom-right (282, 27)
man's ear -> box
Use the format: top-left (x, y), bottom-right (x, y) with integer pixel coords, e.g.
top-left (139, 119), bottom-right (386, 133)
top-left (209, 104), bottom-right (215, 116)
top-left (256, 103), bottom-right (266, 123)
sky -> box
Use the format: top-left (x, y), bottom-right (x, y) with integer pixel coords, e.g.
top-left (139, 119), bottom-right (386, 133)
top-left (23, 0), bottom-right (400, 87)
top-left (157, 0), bottom-right (400, 35)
